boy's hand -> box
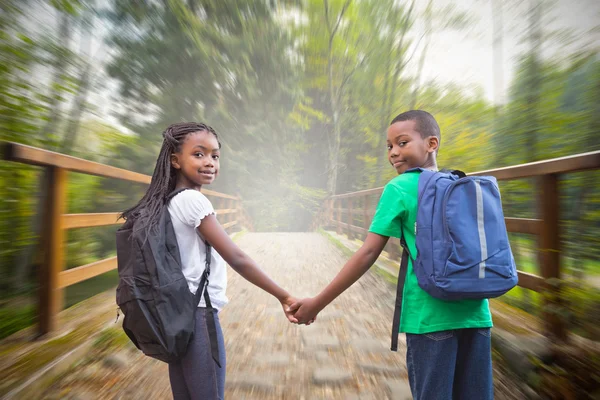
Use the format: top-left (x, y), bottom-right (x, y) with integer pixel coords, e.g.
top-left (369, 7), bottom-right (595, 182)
top-left (289, 297), bottom-right (322, 325)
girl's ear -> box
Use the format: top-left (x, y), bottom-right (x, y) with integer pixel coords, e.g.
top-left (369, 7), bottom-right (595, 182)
top-left (427, 136), bottom-right (439, 153)
top-left (170, 153), bottom-right (181, 170)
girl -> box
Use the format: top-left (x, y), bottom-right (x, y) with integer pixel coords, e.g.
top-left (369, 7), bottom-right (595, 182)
top-left (121, 122), bottom-right (302, 400)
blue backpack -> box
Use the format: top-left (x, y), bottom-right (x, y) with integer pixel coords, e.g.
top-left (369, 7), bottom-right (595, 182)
top-left (390, 168), bottom-right (518, 351)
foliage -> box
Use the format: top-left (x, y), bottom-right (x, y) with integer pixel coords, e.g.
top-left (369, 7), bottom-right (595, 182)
top-left (0, 0), bottom-right (598, 313)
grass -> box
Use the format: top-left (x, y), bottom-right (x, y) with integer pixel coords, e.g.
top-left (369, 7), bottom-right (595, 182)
top-left (318, 228), bottom-right (400, 287)
top-left (0, 304), bottom-right (35, 340)
top-left (93, 326), bottom-right (131, 351)
top-left (231, 229), bottom-right (248, 243)
top-left (64, 270), bottom-right (119, 308)
top-left (0, 228), bottom-right (250, 341)
top-left (0, 270), bottom-right (119, 341)
top-left (509, 235), bottom-right (600, 277)
top-left (317, 228), bottom-right (354, 258)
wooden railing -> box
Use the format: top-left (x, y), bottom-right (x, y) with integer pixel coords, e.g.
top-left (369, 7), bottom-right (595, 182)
top-left (2, 142), bottom-right (252, 335)
top-left (313, 150), bottom-right (600, 340)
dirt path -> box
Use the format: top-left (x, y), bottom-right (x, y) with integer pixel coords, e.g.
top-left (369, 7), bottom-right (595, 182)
top-left (41, 232), bottom-right (410, 399)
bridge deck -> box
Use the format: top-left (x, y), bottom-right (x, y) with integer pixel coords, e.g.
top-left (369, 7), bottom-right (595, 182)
top-left (3, 232), bottom-right (533, 399)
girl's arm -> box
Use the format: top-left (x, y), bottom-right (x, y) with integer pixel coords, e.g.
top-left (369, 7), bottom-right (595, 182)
top-left (289, 232), bottom-right (389, 324)
top-left (197, 214), bottom-right (299, 323)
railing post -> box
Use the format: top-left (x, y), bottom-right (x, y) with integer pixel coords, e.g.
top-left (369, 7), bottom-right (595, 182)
top-left (347, 198), bottom-right (355, 240)
top-left (234, 197), bottom-right (242, 229)
top-left (387, 238), bottom-right (401, 261)
top-left (363, 196), bottom-right (370, 232)
top-left (327, 198), bottom-right (334, 229)
top-left (335, 199), bottom-right (342, 234)
top-left (228, 198), bottom-right (236, 227)
top-left (39, 166), bottom-right (67, 335)
top-left (538, 174), bottom-right (566, 342)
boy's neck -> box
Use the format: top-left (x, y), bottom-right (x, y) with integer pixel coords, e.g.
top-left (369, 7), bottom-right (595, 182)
top-left (418, 156), bottom-right (438, 172)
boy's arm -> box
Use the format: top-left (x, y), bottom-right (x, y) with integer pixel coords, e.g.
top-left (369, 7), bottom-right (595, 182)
top-left (290, 232), bottom-right (389, 324)
top-left (198, 214), bottom-right (299, 323)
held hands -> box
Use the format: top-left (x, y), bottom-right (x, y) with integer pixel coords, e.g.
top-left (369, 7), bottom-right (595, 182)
top-left (288, 297), bottom-right (321, 325)
top-left (279, 294), bottom-right (321, 325)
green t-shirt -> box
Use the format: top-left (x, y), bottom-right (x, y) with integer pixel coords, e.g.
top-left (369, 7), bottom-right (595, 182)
top-left (369, 171), bottom-right (493, 334)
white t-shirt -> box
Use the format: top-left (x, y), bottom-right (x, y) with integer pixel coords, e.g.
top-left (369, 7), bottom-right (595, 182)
top-left (168, 189), bottom-right (229, 311)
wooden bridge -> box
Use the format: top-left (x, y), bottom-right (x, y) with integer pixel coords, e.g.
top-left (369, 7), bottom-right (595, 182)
top-left (1, 142), bottom-right (599, 399)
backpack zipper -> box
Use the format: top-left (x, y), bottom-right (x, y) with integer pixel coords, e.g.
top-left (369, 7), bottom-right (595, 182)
top-left (441, 177), bottom-right (467, 242)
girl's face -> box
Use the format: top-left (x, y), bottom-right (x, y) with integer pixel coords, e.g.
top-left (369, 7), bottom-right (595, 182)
top-left (170, 131), bottom-right (220, 189)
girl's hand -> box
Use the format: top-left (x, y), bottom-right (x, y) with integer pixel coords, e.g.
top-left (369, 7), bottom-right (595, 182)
top-left (280, 295), bottom-right (301, 324)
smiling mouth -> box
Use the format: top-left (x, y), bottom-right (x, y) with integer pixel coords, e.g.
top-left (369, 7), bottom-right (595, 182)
top-left (392, 160), bottom-right (405, 167)
top-left (199, 171), bottom-right (215, 177)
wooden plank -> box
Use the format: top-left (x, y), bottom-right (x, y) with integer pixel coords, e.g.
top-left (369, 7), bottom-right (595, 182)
top-left (470, 150), bottom-right (600, 181)
top-left (63, 213), bottom-right (122, 229)
top-left (505, 218), bottom-right (542, 235)
top-left (347, 198), bottom-right (355, 240)
top-left (330, 151), bottom-right (600, 199)
top-left (333, 215), bottom-right (543, 290)
top-left (2, 142), bottom-right (239, 199)
top-left (363, 197), bottom-right (370, 230)
top-left (4, 142), bottom-right (151, 184)
top-left (202, 189), bottom-right (239, 200)
top-left (39, 167), bottom-right (67, 334)
top-left (516, 271), bottom-right (544, 292)
top-left (215, 208), bottom-right (238, 215)
top-left (58, 257), bottom-right (117, 289)
top-left (336, 199), bottom-right (342, 234)
top-left (331, 186), bottom-right (384, 200)
top-left (223, 220), bottom-right (238, 229)
top-left (332, 220), bottom-right (368, 236)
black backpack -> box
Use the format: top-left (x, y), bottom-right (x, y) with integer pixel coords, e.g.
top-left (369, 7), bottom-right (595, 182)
top-left (115, 188), bottom-right (220, 365)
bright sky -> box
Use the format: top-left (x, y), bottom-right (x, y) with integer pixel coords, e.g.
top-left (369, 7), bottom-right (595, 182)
top-left (415, 0), bottom-right (600, 103)
top-left (28, 0), bottom-right (600, 129)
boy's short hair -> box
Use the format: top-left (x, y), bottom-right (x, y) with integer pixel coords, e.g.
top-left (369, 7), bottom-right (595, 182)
top-left (390, 110), bottom-right (441, 146)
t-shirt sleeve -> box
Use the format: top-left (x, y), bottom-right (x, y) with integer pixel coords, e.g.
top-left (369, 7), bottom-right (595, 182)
top-left (368, 182), bottom-right (406, 238)
top-left (169, 190), bottom-right (215, 228)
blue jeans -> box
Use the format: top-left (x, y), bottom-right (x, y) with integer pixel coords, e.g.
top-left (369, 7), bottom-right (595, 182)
top-left (169, 308), bottom-right (226, 400)
top-left (406, 328), bottom-right (493, 400)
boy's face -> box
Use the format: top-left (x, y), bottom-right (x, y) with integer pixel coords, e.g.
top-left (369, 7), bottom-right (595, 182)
top-left (387, 120), bottom-right (438, 174)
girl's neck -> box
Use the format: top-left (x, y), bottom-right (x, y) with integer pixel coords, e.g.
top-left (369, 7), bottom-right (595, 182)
top-left (175, 176), bottom-right (202, 191)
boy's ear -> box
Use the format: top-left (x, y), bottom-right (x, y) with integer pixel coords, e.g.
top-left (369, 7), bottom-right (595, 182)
top-left (427, 136), bottom-right (439, 153)
top-left (170, 153), bottom-right (181, 170)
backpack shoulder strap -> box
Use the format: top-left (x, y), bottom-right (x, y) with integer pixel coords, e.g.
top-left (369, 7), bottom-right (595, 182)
top-left (192, 240), bottom-right (221, 367)
top-left (167, 187), bottom-right (190, 202)
top-left (390, 235), bottom-right (409, 351)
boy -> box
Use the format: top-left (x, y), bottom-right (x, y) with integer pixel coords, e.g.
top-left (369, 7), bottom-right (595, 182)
top-left (290, 110), bottom-right (494, 399)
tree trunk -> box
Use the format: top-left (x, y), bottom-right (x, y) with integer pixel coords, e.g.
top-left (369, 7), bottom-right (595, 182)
top-left (525, 0), bottom-right (542, 162)
top-left (13, 9), bottom-right (72, 290)
top-left (377, 1), bottom-right (415, 185)
top-left (409, 0), bottom-right (432, 109)
top-left (324, 0), bottom-right (351, 195)
top-left (491, 0), bottom-right (504, 114)
top-left (326, 31), bottom-right (339, 194)
top-left (61, 62), bottom-right (92, 154)
top-left (62, 10), bottom-right (95, 154)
